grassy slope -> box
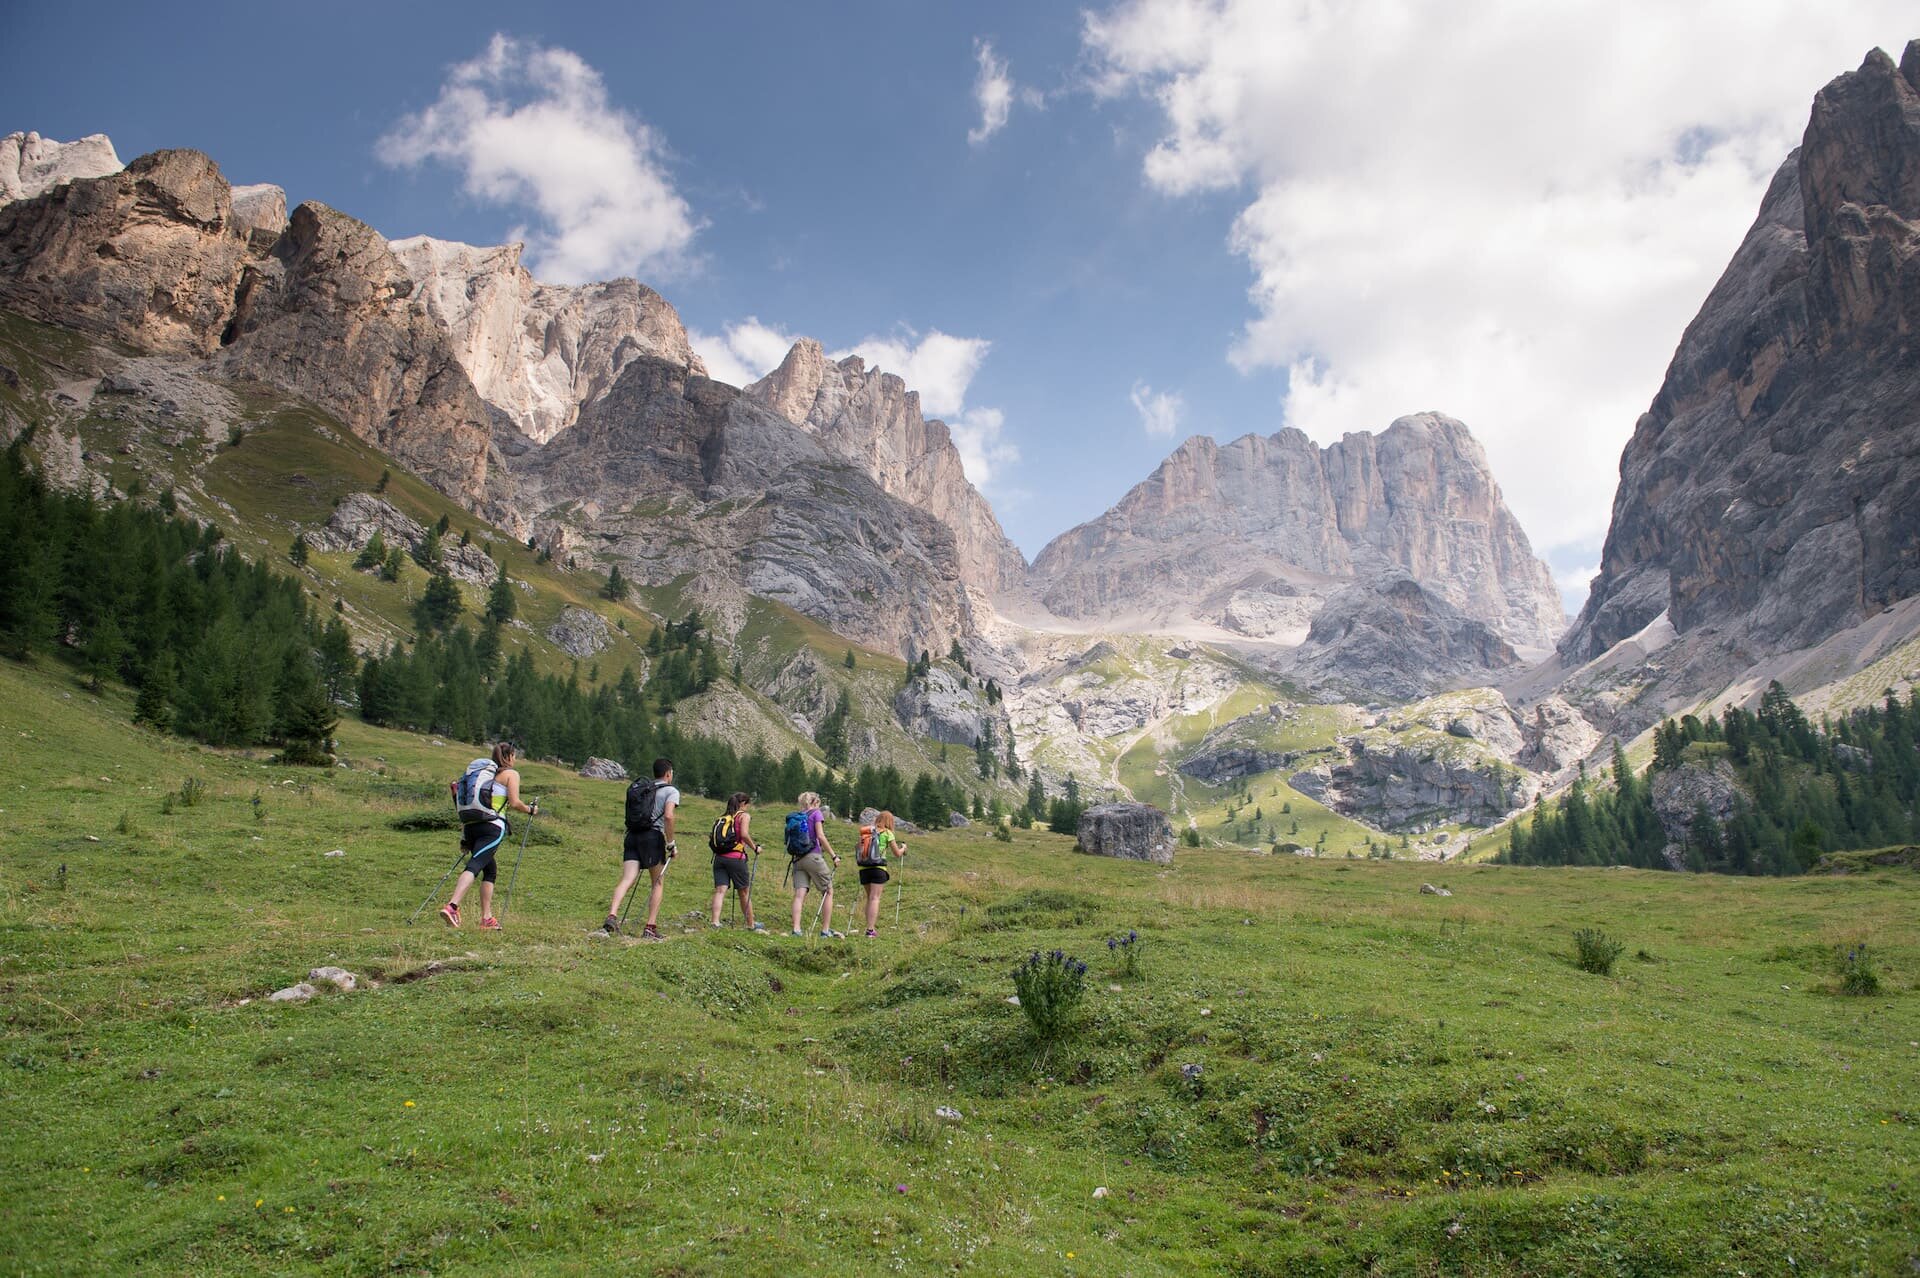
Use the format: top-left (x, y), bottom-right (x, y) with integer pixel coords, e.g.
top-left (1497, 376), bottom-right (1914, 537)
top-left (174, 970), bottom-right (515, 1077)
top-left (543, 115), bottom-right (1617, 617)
top-left (3, 657), bottom-right (1916, 1276)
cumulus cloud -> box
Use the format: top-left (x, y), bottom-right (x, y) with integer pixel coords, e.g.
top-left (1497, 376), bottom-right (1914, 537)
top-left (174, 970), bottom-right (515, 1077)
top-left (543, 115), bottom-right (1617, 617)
top-left (687, 317), bottom-right (798, 389)
top-left (1130, 381), bottom-right (1185, 438)
top-left (835, 329), bottom-right (992, 420)
top-left (950, 407), bottom-right (1021, 489)
top-left (1083, 0), bottom-right (1912, 565)
top-left (377, 34), bottom-right (699, 285)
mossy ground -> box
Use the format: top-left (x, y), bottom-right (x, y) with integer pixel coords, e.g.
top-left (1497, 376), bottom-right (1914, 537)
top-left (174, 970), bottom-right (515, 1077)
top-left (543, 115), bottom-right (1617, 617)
top-left (4, 658), bottom-right (1917, 1275)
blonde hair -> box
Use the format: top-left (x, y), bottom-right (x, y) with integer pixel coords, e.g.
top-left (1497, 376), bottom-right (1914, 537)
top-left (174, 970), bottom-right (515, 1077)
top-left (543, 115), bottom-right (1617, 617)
top-left (875, 810), bottom-right (896, 831)
top-left (798, 791), bottom-right (821, 810)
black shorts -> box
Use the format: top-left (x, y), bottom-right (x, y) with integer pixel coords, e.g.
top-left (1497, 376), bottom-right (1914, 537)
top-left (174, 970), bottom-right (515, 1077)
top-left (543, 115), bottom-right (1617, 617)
top-left (624, 829), bottom-right (668, 869)
top-left (462, 819), bottom-right (507, 882)
top-left (713, 856), bottom-right (751, 890)
top-left (858, 865), bottom-right (891, 886)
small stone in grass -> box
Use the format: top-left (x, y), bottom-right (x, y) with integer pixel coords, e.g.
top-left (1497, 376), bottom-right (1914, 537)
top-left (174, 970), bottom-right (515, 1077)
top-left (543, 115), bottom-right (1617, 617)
top-left (1092, 1186), bottom-right (1110, 1199)
top-left (308, 966), bottom-right (357, 991)
top-left (936, 1106), bottom-right (963, 1121)
top-left (1005, 995), bottom-right (1020, 1006)
top-left (268, 983), bottom-right (316, 1003)
top-left (324, 849), bottom-right (345, 858)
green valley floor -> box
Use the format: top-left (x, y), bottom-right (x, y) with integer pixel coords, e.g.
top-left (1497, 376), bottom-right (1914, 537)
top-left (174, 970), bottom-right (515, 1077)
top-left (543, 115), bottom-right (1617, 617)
top-left (1, 658), bottom-right (1916, 1276)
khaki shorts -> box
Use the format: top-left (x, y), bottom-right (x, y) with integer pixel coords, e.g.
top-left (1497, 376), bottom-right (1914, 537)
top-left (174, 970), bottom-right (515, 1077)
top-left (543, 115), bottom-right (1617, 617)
top-left (791, 851), bottom-right (833, 892)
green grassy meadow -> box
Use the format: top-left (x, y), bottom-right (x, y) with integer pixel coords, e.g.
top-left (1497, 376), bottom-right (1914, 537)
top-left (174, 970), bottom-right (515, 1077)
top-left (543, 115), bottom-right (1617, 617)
top-left (3, 658), bottom-right (1917, 1275)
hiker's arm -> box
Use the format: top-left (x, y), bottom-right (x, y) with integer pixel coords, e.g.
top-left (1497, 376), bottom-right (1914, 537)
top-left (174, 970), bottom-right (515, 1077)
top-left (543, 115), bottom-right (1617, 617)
top-left (818, 826), bottom-right (837, 859)
top-left (501, 770), bottom-right (536, 815)
top-left (663, 802), bottom-right (677, 850)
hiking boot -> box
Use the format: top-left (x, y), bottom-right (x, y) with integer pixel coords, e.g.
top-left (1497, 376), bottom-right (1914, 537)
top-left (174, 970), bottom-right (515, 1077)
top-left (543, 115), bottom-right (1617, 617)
top-left (821, 928), bottom-right (846, 939)
top-left (865, 929), bottom-right (878, 938)
top-left (439, 902), bottom-right (460, 929)
top-left (789, 929), bottom-right (805, 937)
top-left (641, 924), bottom-right (663, 941)
top-left (602, 914), bottom-right (622, 934)
top-left (749, 922), bottom-right (768, 933)
top-left (478, 916), bottom-right (502, 931)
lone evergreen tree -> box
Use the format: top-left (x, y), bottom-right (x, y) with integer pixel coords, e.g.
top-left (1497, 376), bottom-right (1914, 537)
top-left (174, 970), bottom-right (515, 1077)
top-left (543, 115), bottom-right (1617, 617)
top-left (603, 563), bottom-right (629, 601)
top-left (414, 526), bottom-right (442, 568)
top-left (289, 533), bottom-right (309, 567)
top-left (354, 529), bottom-right (387, 571)
top-left (381, 545), bottom-right (407, 582)
top-left (415, 571), bottom-right (463, 632)
top-left (375, 467), bottom-right (390, 493)
top-left (485, 566), bottom-right (516, 624)
top-left (843, 648), bottom-right (856, 671)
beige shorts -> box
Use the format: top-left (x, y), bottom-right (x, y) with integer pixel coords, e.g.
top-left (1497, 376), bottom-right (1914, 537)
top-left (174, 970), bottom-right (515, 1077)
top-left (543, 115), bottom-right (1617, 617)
top-left (791, 851), bottom-right (833, 892)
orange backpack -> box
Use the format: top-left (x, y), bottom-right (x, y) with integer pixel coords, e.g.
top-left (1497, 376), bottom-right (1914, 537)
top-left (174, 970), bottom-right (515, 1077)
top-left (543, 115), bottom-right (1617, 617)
top-left (857, 825), bottom-right (883, 866)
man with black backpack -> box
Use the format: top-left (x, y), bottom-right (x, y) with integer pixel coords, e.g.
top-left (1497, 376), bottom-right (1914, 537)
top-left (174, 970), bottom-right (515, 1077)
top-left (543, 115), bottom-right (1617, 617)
top-left (604, 757), bottom-right (678, 940)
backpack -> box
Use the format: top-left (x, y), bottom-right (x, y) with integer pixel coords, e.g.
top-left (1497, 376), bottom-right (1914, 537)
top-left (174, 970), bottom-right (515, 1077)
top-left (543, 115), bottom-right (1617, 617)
top-left (625, 780), bottom-right (663, 835)
top-left (709, 813), bottom-right (742, 856)
top-left (452, 758), bottom-right (499, 824)
top-left (856, 825), bottom-right (883, 867)
top-left (783, 811), bottom-right (814, 857)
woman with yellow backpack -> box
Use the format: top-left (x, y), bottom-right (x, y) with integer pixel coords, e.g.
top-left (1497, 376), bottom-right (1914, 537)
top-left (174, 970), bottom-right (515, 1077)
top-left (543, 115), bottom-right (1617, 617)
top-left (708, 792), bottom-right (766, 930)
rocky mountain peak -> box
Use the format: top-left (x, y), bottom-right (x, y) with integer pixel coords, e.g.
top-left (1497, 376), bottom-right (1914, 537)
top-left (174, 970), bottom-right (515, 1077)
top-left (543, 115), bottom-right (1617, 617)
top-left (0, 131), bottom-right (121, 204)
top-left (1032, 412), bottom-right (1564, 668)
top-left (387, 233), bottom-right (706, 446)
top-left (746, 337), bottom-right (1028, 598)
top-left (1561, 38), bottom-right (1920, 682)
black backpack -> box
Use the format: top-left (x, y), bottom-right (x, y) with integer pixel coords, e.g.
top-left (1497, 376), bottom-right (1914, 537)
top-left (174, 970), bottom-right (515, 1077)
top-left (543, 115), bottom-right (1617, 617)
top-left (625, 780), bottom-right (662, 834)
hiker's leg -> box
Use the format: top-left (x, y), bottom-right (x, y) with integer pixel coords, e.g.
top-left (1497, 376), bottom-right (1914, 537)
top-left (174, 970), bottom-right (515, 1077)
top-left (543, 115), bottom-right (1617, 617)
top-left (709, 883), bottom-right (725, 924)
top-left (820, 886), bottom-right (834, 934)
top-left (868, 884), bottom-right (882, 931)
top-left (644, 863), bottom-right (667, 928)
top-left (739, 887), bottom-right (755, 928)
top-left (791, 886), bottom-right (806, 932)
top-left (608, 861), bottom-right (639, 917)
top-left (478, 876), bottom-right (495, 919)
top-left (448, 869), bottom-right (476, 907)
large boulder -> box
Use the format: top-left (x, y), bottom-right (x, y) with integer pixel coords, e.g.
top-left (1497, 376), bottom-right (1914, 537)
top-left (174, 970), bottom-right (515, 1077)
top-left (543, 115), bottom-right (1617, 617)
top-left (1075, 803), bottom-right (1175, 865)
top-left (546, 605), bottom-right (610, 658)
top-left (579, 756), bottom-right (628, 781)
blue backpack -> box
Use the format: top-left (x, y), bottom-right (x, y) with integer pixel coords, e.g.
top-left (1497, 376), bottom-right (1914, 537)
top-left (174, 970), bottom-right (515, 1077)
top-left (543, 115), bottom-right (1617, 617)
top-left (783, 811), bottom-right (813, 857)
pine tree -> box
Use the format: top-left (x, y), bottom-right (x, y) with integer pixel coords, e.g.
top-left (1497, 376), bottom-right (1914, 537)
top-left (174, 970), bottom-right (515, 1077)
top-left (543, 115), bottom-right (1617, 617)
top-left (289, 533), bottom-right (309, 567)
top-left (415, 570), bottom-right (462, 632)
top-left (354, 529), bottom-right (387, 571)
top-left (381, 545), bottom-right (406, 582)
top-left (83, 615), bottom-right (127, 692)
top-left (316, 617), bottom-right (358, 700)
top-left (435, 513), bottom-right (451, 534)
top-left (134, 652), bottom-right (176, 731)
top-left (375, 467), bottom-right (390, 493)
top-left (485, 566), bottom-right (516, 624)
top-left (415, 526), bottom-right (442, 568)
top-left (603, 563), bottom-right (628, 601)
top-left (843, 648), bottom-right (856, 671)
top-left (1026, 773), bottom-right (1046, 820)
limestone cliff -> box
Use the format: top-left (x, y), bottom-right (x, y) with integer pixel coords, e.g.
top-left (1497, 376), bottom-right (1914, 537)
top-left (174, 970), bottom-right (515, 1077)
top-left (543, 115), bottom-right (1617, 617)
top-left (388, 235), bottom-right (706, 445)
top-left (513, 356), bottom-right (975, 655)
top-left (0, 131), bottom-right (121, 204)
top-left (1563, 42), bottom-right (1920, 671)
top-left (1031, 413), bottom-right (1564, 659)
top-left (747, 338), bottom-right (1028, 597)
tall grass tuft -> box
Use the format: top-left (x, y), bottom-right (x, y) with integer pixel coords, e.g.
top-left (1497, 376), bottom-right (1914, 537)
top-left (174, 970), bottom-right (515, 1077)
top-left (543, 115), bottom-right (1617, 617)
top-left (1836, 943), bottom-right (1880, 996)
top-left (1012, 950), bottom-right (1088, 1043)
top-left (1572, 927), bottom-right (1625, 976)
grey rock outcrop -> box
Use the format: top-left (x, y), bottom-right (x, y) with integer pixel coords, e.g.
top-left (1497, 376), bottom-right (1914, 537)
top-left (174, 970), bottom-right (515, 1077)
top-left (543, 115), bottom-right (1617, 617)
top-left (1562, 43), bottom-right (1920, 699)
top-left (892, 665), bottom-right (1006, 746)
top-left (546, 605), bottom-right (611, 658)
top-left (1075, 803), bottom-right (1176, 864)
top-left (267, 982), bottom-right (317, 1003)
top-left (1031, 413), bottom-right (1563, 655)
top-left (580, 757), bottom-right (629, 780)
top-left (0, 131), bottom-right (121, 204)
top-left (1291, 739), bottom-right (1533, 833)
top-left (390, 235), bottom-right (706, 445)
top-left (1650, 761), bottom-right (1747, 870)
top-left (308, 493), bottom-right (498, 587)
top-left (747, 339), bottom-right (1028, 598)
top-left (514, 356), bottom-right (975, 654)
top-left (1283, 578), bottom-right (1518, 699)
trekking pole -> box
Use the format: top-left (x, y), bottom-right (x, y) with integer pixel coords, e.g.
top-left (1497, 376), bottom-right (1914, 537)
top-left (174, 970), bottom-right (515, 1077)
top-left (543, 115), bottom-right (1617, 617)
top-left (894, 855), bottom-right (904, 929)
top-left (497, 801), bottom-right (539, 920)
top-left (406, 848), bottom-right (470, 926)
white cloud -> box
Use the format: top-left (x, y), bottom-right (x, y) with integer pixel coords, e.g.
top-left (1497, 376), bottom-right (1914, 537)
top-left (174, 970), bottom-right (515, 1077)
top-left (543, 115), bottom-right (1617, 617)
top-left (1083, 0), bottom-right (1913, 556)
top-left (688, 317), bottom-right (798, 389)
top-left (377, 34), bottom-right (699, 285)
top-left (968, 39), bottom-right (1043, 144)
top-left (1130, 381), bottom-right (1185, 437)
top-left (834, 330), bottom-right (991, 420)
top-left (1555, 561), bottom-right (1601, 618)
top-left (950, 406), bottom-right (1021, 489)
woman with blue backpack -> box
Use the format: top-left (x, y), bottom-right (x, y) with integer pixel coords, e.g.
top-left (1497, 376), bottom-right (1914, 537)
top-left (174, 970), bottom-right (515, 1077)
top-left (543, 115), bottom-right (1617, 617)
top-left (785, 791), bottom-right (842, 938)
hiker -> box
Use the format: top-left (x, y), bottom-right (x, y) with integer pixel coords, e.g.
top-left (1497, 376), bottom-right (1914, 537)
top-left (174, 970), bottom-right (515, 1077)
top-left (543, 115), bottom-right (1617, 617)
top-left (605, 757), bottom-right (679, 940)
top-left (856, 810), bottom-right (906, 938)
top-left (786, 790), bottom-right (843, 938)
top-left (708, 791), bottom-right (765, 931)
top-left (443, 742), bottom-right (537, 931)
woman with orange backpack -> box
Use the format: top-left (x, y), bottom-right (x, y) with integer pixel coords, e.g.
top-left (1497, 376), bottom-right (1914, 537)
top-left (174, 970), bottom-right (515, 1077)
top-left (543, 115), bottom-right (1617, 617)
top-left (708, 791), bottom-right (766, 930)
top-left (856, 810), bottom-right (905, 938)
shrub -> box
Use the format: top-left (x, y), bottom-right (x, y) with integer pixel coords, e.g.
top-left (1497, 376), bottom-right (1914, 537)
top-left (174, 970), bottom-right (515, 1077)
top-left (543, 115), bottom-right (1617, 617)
top-left (993, 821), bottom-right (1014, 843)
top-left (174, 777), bottom-right (208, 809)
top-left (1011, 950), bottom-right (1088, 1043)
top-left (1106, 929), bottom-right (1145, 979)
top-left (1572, 928), bottom-right (1625, 976)
top-left (1836, 943), bottom-right (1881, 996)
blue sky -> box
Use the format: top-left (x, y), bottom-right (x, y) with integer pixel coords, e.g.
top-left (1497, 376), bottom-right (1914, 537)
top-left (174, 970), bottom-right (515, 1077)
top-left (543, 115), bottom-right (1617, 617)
top-left (6, 2), bottom-right (1913, 614)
